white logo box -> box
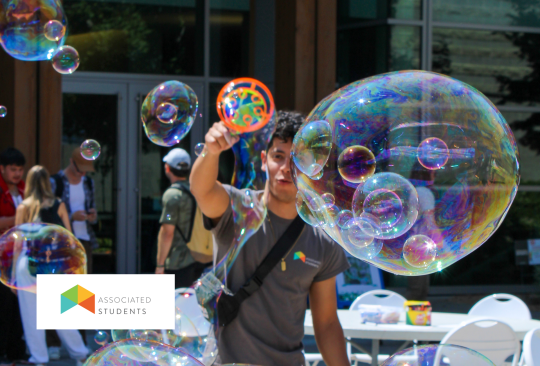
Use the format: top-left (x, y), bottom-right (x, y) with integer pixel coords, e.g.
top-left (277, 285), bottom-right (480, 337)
top-left (37, 274), bottom-right (175, 330)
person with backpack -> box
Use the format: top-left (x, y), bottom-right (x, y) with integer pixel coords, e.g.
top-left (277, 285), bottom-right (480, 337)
top-left (50, 148), bottom-right (98, 275)
top-left (155, 148), bottom-right (213, 288)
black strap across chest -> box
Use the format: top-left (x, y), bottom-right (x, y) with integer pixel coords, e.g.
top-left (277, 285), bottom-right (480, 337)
top-left (217, 214), bottom-right (305, 327)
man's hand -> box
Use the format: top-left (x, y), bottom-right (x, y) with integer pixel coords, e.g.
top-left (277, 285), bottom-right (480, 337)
top-left (72, 210), bottom-right (88, 221)
top-left (87, 208), bottom-right (97, 222)
top-left (205, 121), bottom-right (240, 156)
top-left (155, 267), bottom-right (165, 274)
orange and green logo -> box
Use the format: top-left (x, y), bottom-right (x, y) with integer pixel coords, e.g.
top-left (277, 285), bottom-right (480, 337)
top-left (61, 285), bottom-right (95, 314)
top-left (293, 251), bottom-right (306, 263)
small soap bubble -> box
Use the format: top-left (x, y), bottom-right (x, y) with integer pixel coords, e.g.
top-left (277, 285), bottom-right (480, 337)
top-left (417, 137), bottom-right (450, 170)
top-left (44, 20), bottom-right (65, 42)
top-left (403, 235), bottom-right (437, 269)
top-left (338, 145), bottom-right (376, 183)
top-left (242, 190), bottom-right (254, 208)
top-left (382, 344), bottom-right (496, 366)
top-left (310, 167), bottom-right (324, 180)
top-left (347, 223), bottom-right (374, 248)
top-left (194, 143), bottom-right (206, 157)
top-left (0, 106), bottom-right (6, 118)
top-left (296, 191), bottom-right (325, 227)
top-left (292, 120), bottom-right (332, 177)
top-left (337, 210), bottom-right (354, 229)
top-left (94, 330), bottom-right (109, 346)
top-left (80, 139), bottom-right (101, 160)
top-left (141, 81), bottom-right (198, 147)
top-left (51, 46), bottom-right (80, 74)
top-left (156, 102), bottom-right (178, 124)
top-left (321, 193), bottom-right (335, 208)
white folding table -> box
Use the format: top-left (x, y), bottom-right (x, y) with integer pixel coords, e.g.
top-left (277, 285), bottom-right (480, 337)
top-left (304, 310), bottom-right (540, 366)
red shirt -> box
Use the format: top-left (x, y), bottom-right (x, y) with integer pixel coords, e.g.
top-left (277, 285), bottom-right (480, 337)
top-left (0, 173), bottom-right (25, 234)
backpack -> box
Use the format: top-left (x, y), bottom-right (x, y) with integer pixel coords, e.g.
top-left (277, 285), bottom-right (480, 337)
top-left (170, 183), bottom-right (213, 264)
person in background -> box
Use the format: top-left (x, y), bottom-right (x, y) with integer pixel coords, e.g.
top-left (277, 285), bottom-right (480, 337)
top-left (50, 148), bottom-right (98, 274)
top-left (190, 112), bottom-right (351, 366)
top-left (15, 165), bottom-right (89, 366)
top-left (155, 148), bottom-right (213, 288)
top-left (0, 148), bottom-right (27, 365)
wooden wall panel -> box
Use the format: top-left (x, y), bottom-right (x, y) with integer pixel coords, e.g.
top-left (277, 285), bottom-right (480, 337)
top-left (294, 0), bottom-right (316, 114)
top-left (316, 0), bottom-right (337, 103)
top-left (38, 61), bottom-right (63, 174)
top-left (275, 0), bottom-right (297, 111)
top-left (13, 61), bottom-right (37, 169)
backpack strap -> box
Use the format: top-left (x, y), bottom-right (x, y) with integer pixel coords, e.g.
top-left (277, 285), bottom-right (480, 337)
top-left (170, 182), bottom-right (197, 243)
top-left (51, 174), bottom-right (64, 199)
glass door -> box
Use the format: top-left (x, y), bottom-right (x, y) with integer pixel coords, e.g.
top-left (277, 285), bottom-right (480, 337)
top-left (62, 79), bottom-right (132, 273)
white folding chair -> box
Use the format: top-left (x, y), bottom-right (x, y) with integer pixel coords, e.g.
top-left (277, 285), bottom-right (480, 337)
top-left (519, 327), bottom-right (540, 366)
top-left (469, 294), bottom-right (531, 320)
top-left (349, 290), bottom-right (407, 366)
top-left (440, 318), bottom-right (521, 366)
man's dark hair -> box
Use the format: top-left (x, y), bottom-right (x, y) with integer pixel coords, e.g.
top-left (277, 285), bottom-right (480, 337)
top-left (267, 111), bottom-right (305, 151)
top-left (169, 162), bottom-right (190, 178)
top-left (0, 147), bottom-right (26, 166)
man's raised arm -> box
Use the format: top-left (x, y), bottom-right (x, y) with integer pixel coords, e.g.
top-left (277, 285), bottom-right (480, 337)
top-left (190, 121), bottom-right (239, 222)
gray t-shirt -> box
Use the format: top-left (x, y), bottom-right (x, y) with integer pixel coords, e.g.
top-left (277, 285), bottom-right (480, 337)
top-left (204, 185), bottom-right (350, 366)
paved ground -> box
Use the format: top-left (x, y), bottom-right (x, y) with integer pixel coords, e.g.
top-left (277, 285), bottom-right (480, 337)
top-left (6, 293), bottom-right (540, 366)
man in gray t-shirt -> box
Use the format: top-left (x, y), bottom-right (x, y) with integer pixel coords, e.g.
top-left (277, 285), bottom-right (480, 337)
top-left (191, 111), bottom-right (351, 366)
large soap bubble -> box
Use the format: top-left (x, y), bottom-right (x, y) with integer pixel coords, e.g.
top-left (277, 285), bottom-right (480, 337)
top-left (217, 78), bottom-right (274, 133)
top-left (83, 339), bottom-right (204, 366)
top-left (141, 81), bottom-right (198, 147)
top-left (382, 344), bottom-right (496, 366)
top-left (0, 223), bottom-right (87, 293)
top-left (291, 70), bottom-right (519, 275)
top-left (0, 0), bottom-right (66, 61)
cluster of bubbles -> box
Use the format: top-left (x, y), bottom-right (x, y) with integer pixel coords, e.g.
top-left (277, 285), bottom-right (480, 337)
top-left (0, 223), bottom-right (87, 293)
top-left (381, 344), bottom-right (496, 366)
top-left (291, 70), bottom-right (519, 275)
top-left (0, 105), bottom-right (6, 118)
top-left (217, 78), bottom-right (274, 133)
top-left (80, 139), bottom-right (101, 160)
top-left (0, 0), bottom-right (79, 74)
top-left (141, 81), bottom-right (198, 147)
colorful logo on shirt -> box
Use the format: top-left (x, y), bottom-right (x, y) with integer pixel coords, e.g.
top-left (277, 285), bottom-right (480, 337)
top-left (61, 285), bottom-right (95, 314)
top-left (293, 251), bottom-right (306, 263)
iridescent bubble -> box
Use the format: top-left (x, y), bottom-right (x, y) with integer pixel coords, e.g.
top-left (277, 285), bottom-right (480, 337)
top-left (296, 191), bottom-right (325, 227)
top-left (156, 102), bottom-right (178, 124)
top-left (94, 330), bottom-right (109, 346)
top-left (0, 0), bottom-right (66, 61)
top-left (291, 71), bottom-right (519, 275)
top-left (51, 46), bottom-right (80, 74)
top-left (217, 78), bottom-right (275, 133)
top-left (310, 167), bottom-right (323, 180)
top-left (0, 223), bottom-right (87, 293)
top-left (347, 223), bottom-right (374, 248)
top-left (44, 20), bottom-right (65, 42)
top-left (338, 145), bottom-right (376, 183)
top-left (403, 235), bottom-right (437, 269)
top-left (381, 344), bottom-right (496, 366)
top-left (417, 137), bottom-right (449, 170)
top-left (80, 139), bottom-right (101, 160)
top-left (352, 173), bottom-right (418, 239)
top-left (83, 339), bottom-right (204, 366)
top-left (194, 143), bottom-right (207, 157)
top-left (337, 210), bottom-right (354, 229)
top-left (141, 81), bottom-right (198, 147)
top-left (292, 120), bottom-right (332, 177)
top-left (0, 105), bottom-right (6, 118)
top-left (242, 190), bottom-right (254, 208)
top-left (321, 193), bottom-right (335, 208)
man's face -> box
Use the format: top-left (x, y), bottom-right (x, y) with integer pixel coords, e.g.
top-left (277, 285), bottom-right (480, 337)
top-left (0, 164), bottom-right (24, 186)
top-left (70, 159), bottom-right (86, 178)
top-left (262, 139), bottom-right (297, 203)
